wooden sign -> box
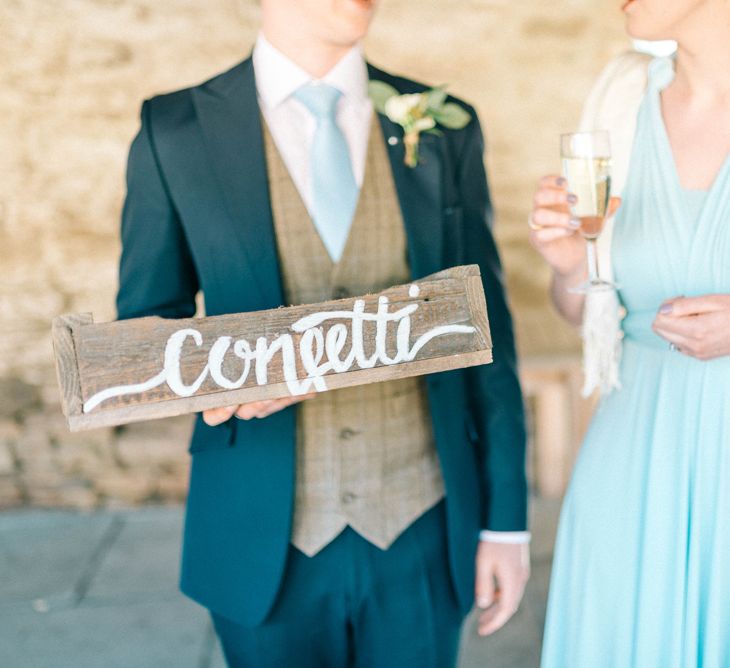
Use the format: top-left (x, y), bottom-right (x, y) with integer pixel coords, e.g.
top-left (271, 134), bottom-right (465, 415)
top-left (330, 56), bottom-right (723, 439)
top-left (52, 265), bottom-right (492, 431)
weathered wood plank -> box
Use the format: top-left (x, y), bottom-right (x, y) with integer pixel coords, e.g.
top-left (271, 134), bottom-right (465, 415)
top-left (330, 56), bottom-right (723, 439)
top-left (51, 313), bottom-right (93, 419)
top-left (53, 265), bottom-right (493, 431)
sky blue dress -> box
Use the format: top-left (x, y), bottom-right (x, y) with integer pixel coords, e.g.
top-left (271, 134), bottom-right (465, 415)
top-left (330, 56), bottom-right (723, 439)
top-left (541, 57), bottom-right (730, 668)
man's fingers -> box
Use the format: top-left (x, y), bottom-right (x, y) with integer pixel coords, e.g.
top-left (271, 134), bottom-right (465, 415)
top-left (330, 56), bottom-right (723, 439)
top-left (283, 392), bottom-right (318, 406)
top-left (235, 401), bottom-right (274, 420)
top-left (254, 398), bottom-right (294, 419)
top-left (478, 600), bottom-right (515, 636)
top-left (475, 542), bottom-right (529, 637)
top-left (475, 569), bottom-right (495, 610)
top-left (204, 393), bottom-right (320, 425)
top-left (497, 573), bottom-right (524, 623)
top-left (260, 393), bottom-right (317, 416)
top-left (236, 393), bottom-right (318, 420)
top-left (477, 576), bottom-right (524, 636)
top-left (202, 405), bottom-right (238, 426)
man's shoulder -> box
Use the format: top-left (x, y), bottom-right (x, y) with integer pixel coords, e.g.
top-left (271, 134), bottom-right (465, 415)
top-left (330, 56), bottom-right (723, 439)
top-left (367, 63), bottom-right (430, 94)
top-left (368, 63), bottom-right (477, 116)
top-left (367, 62), bottom-right (479, 149)
top-left (143, 57), bottom-right (253, 126)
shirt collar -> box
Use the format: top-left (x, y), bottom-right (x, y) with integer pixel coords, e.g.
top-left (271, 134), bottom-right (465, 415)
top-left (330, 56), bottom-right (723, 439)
top-left (253, 32), bottom-right (369, 112)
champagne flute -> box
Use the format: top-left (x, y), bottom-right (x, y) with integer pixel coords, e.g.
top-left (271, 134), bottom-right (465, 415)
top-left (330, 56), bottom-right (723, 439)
top-left (560, 130), bottom-right (616, 293)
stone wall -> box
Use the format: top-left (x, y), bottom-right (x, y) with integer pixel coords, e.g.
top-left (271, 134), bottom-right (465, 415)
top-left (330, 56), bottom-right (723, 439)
top-left (0, 0), bottom-right (629, 508)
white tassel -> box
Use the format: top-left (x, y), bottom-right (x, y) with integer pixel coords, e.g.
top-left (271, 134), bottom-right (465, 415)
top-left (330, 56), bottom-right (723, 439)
top-left (581, 289), bottom-right (622, 397)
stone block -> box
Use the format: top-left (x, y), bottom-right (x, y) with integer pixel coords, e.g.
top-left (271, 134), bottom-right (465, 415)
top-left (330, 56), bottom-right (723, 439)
top-left (0, 443), bottom-right (15, 475)
top-left (150, 474), bottom-right (189, 503)
top-left (0, 419), bottom-right (21, 443)
top-left (93, 474), bottom-right (155, 506)
top-left (0, 378), bottom-right (41, 421)
top-left (0, 477), bottom-right (23, 508)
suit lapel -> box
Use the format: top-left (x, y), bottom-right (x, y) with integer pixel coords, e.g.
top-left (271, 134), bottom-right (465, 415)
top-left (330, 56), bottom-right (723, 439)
top-left (189, 59), bottom-right (445, 303)
top-left (370, 71), bottom-right (444, 280)
top-left (191, 58), bottom-right (283, 309)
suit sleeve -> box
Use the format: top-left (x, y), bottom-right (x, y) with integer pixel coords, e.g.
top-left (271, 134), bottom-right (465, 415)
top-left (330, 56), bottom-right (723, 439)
top-left (116, 100), bottom-right (199, 321)
top-left (457, 114), bottom-right (528, 532)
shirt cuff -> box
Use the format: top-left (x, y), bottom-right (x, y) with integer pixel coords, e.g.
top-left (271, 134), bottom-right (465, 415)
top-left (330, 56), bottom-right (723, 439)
top-left (479, 530), bottom-right (531, 544)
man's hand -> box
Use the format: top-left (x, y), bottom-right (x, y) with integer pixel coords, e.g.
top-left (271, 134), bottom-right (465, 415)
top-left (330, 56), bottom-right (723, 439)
top-left (203, 393), bottom-right (317, 426)
top-left (475, 541), bottom-right (530, 636)
top-left (652, 294), bottom-right (730, 360)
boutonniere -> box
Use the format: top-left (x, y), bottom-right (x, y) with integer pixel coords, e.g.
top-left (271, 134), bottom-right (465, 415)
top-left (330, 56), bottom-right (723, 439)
top-left (368, 81), bottom-right (471, 168)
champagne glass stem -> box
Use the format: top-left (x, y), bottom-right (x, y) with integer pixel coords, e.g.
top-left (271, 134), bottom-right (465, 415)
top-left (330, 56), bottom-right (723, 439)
top-left (586, 238), bottom-right (600, 283)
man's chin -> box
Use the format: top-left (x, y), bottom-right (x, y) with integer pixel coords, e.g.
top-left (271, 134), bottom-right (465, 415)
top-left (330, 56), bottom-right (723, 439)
top-left (330, 21), bottom-right (374, 48)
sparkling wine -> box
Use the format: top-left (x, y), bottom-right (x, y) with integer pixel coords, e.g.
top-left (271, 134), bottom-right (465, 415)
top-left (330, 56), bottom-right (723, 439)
top-left (561, 156), bottom-right (611, 240)
top-left (560, 130), bottom-right (616, 293)
top-left (577, 215), bottom-right (605, 240)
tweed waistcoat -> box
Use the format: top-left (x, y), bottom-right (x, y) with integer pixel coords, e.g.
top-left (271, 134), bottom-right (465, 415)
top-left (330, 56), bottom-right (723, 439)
top-left (263, 115), bottom-right (445, 556)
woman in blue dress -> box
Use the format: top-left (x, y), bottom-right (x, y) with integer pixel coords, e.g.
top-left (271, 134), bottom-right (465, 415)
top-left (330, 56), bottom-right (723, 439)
top-left (529, 1), bottom-right (730, 666)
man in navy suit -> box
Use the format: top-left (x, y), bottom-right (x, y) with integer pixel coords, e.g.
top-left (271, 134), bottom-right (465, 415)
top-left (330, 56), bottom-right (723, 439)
top-left (117, 1), bottom-right (529, 665)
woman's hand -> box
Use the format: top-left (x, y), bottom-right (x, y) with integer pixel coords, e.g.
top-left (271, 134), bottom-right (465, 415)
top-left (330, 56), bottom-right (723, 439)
top-left (202, 393), bottom-right (317, 426)
top-left (528, 175), bottom-right (586, 278)
top-left (652, 295), bottom-right (730, 360)
top-left (528, 175), bottom-right (621, 325)
top-left (528, 175), bottom-right (621, 277)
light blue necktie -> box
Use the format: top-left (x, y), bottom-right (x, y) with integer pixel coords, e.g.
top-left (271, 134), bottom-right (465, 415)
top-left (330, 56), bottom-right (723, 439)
top-left (294, 83), bottom-right (358, 262)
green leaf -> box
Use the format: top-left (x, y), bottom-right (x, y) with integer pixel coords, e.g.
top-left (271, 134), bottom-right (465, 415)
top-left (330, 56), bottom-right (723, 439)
top-left (425, 86), bottom-right (448, 111)
top-left (433, 102), bottom-right (471, 129)
top-left (425, 128), bottom-right (444, 137)
top-left (368, 80), bottom-right (400, 114)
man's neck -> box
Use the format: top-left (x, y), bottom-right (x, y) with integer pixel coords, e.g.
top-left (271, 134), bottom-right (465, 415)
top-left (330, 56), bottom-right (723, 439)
top-left (260, 27), bottom-right (355, 79)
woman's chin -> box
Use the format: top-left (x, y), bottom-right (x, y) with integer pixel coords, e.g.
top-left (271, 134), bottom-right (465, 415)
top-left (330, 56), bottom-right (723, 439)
top-left (625, 22), bottom-right (671, 42)
top-left (624, 11), bottom-right (670, 42)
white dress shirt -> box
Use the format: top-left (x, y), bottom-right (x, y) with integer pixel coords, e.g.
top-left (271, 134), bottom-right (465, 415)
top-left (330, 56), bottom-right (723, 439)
top-left (252, 33), bottom-right (530, 546)
top-left (253, 33), bottom-right (372, 218)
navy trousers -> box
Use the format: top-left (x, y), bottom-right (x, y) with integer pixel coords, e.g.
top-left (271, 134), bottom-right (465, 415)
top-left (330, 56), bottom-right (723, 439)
top-left (211, 501), bottom-right (464, 668)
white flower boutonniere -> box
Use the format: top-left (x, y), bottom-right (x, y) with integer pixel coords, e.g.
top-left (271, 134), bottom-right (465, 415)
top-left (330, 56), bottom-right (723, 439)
top-left (369, 81), bottom-right (472, 168)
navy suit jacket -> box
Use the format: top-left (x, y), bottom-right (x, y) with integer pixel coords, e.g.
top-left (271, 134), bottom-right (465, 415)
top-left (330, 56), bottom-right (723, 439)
top-left (117, 56), bottom-right (527, 626)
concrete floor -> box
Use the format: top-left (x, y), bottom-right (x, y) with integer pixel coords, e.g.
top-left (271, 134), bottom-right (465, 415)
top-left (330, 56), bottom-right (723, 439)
top-left (0, 498), bottom-right (560, 668)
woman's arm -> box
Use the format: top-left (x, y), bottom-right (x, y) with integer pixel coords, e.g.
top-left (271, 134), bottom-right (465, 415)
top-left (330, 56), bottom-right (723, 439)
top-left (529, 176), bottom-right (620, 327)
top-left (528, 175), bottom-right (587, 326)
top-left (549, 267), bottom-right (587, 327)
